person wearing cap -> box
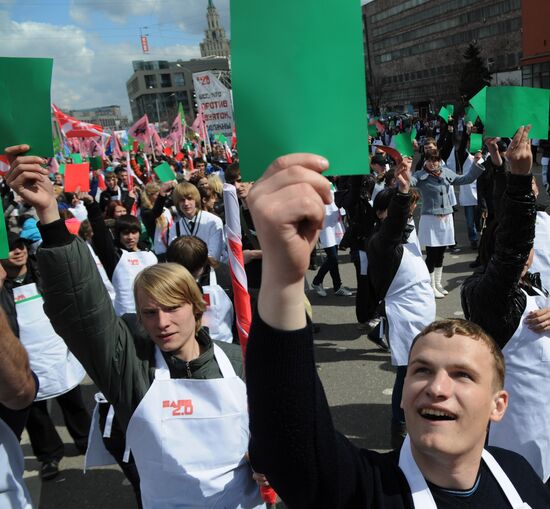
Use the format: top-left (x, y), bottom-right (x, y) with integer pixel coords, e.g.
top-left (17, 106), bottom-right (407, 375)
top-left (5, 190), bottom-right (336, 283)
top-left (0, 231), bottom-right (90, 481)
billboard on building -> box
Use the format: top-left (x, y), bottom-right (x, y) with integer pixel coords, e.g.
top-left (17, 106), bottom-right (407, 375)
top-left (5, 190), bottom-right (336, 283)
top-left (192, 71), bottom-right (234, 140)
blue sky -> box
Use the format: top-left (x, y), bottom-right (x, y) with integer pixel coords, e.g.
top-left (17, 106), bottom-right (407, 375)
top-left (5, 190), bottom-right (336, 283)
top-left (1, 0), bottom-right (230, 116)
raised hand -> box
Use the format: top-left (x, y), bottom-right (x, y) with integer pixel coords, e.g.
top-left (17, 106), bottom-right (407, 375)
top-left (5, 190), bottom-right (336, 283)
top-left (395, 157), bottom-right (412, 194)
top-left (506, 125), bottom-right (532, 175)
top-left (4, 144), bottom-right (60, 224)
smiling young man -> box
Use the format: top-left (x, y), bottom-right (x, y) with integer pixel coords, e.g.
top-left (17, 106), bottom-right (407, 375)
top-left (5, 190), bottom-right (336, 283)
top-left (243, 149), bottom-right (550, 508)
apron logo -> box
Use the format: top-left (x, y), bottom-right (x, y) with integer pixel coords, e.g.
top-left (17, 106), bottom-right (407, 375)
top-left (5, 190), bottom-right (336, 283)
top-left (128, 259), bottom-right (140, 266)
top-left (14, 294), bottom-right (29, 302)
top-left (203, 294), bottom-right (211, 307)
top-left (163, 399), bottom-right (193, 416)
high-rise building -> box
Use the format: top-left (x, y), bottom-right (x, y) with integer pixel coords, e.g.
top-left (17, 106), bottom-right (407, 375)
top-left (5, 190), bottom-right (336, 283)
top-left (362, 0), bottom-right (522, 116)
top-left (126, 57), bottom-right (230, 125)
top-left (199, 0), bottom-right (231, 59)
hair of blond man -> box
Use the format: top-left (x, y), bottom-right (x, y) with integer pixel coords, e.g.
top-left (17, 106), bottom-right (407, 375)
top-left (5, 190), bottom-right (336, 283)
top-left (408, 318), bottom-right (505, 390)
top-left (207, 174), bottom-right (223, 195)
top-left (134, 263), bottom-right (206, 334)
top-left (172, 182), bottom-right (201, 211)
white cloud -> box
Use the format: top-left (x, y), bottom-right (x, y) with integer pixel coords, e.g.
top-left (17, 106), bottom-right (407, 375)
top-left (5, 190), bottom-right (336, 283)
top-left (69, 0), bottom-right (230, 35)
top-left (0, 12), bottom-right (201, 118)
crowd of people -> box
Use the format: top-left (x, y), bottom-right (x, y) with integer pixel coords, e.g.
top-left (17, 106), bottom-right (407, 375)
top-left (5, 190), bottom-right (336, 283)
top-left (0, 109), bottom-right (550, 509)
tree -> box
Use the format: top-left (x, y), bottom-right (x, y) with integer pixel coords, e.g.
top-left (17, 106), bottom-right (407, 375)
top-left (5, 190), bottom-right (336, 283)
top-left (459, 42), bottom-right (492, 101)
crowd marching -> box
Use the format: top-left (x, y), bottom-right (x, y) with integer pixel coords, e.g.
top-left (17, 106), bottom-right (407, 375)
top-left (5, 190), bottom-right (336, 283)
top-left (0, 101), bottom-right (550, 509)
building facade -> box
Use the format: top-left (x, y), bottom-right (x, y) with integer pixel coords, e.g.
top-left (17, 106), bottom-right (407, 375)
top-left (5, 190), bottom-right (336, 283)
top-left (126, 57), bottom-right (230, 126)
top-left (363, 0), bottom-right (522, 116)
top-left (521, 0), bottom-right (550, 90)
top-left (70, 105), bottom-right (129, 130)
top-left (199, 0), bottom-right (230, 59)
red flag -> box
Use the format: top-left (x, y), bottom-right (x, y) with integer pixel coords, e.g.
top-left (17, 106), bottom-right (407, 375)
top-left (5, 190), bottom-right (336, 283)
top-left (52, 104), bottom-right (105, 138)
top-left (231, 125), bottom-right (237, 149)
top-left (97, 171), bottom-right (107, 191)
top-left (0, 155), bottom-right (10, 176)
top-left (128, 114), bottom-right (151, 143)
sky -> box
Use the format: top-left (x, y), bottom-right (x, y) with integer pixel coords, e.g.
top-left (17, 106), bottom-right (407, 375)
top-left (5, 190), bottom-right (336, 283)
top-left (1, 0), bottom-right (369, 119)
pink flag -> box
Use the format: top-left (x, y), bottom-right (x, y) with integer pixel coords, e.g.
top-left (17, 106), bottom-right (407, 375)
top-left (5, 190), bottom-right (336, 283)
top-left (190, 110), bottom-right (205, 140)
top-left (170, 113), bottom-right (183, 145)
top-left (128, 114), bottom-right (151, 143)
top-left (52, 104), bottom-right (105, 138)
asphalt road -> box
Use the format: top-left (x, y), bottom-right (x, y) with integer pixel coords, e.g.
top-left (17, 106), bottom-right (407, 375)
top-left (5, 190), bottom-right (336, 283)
top-left (22, 164), bottom-right (549, 508)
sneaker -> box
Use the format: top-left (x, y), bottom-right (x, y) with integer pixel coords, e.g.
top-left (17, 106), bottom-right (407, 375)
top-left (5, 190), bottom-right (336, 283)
top-left (357, 317), bottom-right (381, 333)
top-left (432, 286), bottom-right (445, 299)
top-left (449, 245), bottom-right (461, 254)
top-left (334, 286), bottom-right (353, 296)
top-left (312, 283), bottom-right (327, 297)
top-left (366, 332), bottom-right (390, 352)
top-left (40, 460), bottom-right (60, 481)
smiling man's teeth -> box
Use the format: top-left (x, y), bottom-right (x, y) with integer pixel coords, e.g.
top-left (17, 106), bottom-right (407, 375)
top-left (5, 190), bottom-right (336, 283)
top-left (420, 409), bottom-right (454, 418)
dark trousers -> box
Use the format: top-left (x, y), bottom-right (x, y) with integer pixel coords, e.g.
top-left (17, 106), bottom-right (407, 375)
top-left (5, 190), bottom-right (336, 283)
top-left (312, 245), bottom-right (342, 290)
top-left (392, 366), bottom-right (407, 425)
top-left (26, 385), bottom-right (91, 463)
top-left (425, 246), bottom-right (446, 273)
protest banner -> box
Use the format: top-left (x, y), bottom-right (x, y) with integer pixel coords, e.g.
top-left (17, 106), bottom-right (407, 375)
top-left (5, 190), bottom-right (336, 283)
top-left (64, 163), bottom-right (90, 192)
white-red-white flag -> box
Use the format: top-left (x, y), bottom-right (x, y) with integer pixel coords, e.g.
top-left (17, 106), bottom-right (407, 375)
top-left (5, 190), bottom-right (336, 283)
top-left (52, 104), bottom-right (105, 138)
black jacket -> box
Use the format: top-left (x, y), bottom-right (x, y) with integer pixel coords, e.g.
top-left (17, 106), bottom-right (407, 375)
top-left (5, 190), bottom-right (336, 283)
top-left (461, 173), bottom-right (540, 349)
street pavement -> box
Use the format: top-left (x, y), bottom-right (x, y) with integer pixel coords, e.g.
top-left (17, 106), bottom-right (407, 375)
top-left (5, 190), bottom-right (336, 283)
top-left (22, 164), bottom-right (549, 508)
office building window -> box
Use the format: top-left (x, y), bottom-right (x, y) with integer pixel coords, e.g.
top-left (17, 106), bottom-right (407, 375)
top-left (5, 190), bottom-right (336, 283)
top-left (145, 74), bottom-right (157, 89)
top-left (173, 72), bottom-right (185, 87)
top-left (160, 74), bottom-right (172, 88)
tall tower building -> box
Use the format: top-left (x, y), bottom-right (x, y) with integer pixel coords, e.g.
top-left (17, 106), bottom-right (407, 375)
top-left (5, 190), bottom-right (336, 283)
top-left (199, 0), bottom-right (230, 59)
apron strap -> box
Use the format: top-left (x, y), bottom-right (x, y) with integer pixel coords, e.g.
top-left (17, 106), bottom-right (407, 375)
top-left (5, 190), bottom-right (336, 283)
top-left (153, 346), bottom-right (171, 380)
top-left (213, 344), bottom-right (237, 378)
top-left (398, 435), bottom-right (437, 508)
top-left (209, 267), bottom-right (217, 286)
top-left (481, 449), bottom-right (528, 508)
top-left (103, 405), bottom-right (115, 438)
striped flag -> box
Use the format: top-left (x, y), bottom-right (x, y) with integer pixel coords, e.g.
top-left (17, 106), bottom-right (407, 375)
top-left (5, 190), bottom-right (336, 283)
top-left (52, 104), bottom-right (106, 138)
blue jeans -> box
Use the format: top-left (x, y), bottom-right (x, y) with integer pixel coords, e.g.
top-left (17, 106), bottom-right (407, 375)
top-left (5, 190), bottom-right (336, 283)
top-left (312, 245), bottom-right (342, 290)
top-left (463, 205), bottom-right (479, 243)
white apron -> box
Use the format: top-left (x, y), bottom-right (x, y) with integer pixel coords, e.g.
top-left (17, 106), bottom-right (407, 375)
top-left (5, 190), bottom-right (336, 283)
top-left (399, 435), bottom-right (531, 508)
top-left (384, 239), bottom-right (435, 366)
top-left (0, 419), bottom-right (33, 509)
top-left (489, 288), bottom-right (550, 482)
top-left (418, 214), bottom-right (455, 247)
top-left (84, 393), bottom-right (117, 471)
top-left (87, 242), bottom-right (116, 302)
top-left (531, 211), bottom-right (550, 291)
top-left (458, 154), bottom-right (478, 207)
top-left (318, 190), bottom-right (345, 249)
top-left (112, 250), bottom-right (158, 316)
top-left (124, 345), bottom-right (264, 509)
top-left (152, 208), bottom-right (173, 256)
top-left (202, 269), bottom-right (234, 343)
top-left (13, 283), bottom-right (86, 401)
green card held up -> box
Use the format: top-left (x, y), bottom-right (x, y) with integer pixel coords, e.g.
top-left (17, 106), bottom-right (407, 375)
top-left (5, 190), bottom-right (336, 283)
top-left (446, 104), bottom-right (454, 116)
top-left (154, 161), bottom-right (176, 183)
top-left (64, 163), bottom-right (90, 192)
top-left (393, 132), bottom-right (414, 157)
top-left (470, 133), bottom-right (483, 153)
top-left (0, 203), bottom-right (9, 259)
top-left (58, 164), bottom-right (66, 175)
top-left (469, 86), bottom-right (487, 124)
top-left (0, 57), bottom-right (53, 157)
top-left (465, 106), bottom-right (479, 124)
top-left (368, 125), bottom-right (378, 138)
top-left (231, 0), bottom-right (369, 179)
top-left (438, 107), bottom-right (450, 123)
top-left (484, 87), bottom-right (550, 140)
top-left (89, 156), bottom-right (103, 171)
top-left (70, 153), bottom-right (83, 164)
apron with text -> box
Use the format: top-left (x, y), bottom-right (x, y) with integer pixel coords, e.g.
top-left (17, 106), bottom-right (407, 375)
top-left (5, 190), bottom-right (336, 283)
top-left (13, 283), bottom-right (86, 401)
top-left (385, 240), bottom-right (435, 366)
top-left (113, 250), bottom-right (157, 316)
top-left (124, 345), bottom-right (264, 509)
top-left (202, 269), bottom-right (234, 343)
top-left (399, 435), bottom-right (531, 508)
top-left (489, 288), bottom-right (550, 482)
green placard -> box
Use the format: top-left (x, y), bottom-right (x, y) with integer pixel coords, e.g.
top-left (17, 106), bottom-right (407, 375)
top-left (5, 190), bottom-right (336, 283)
top-left (0, 207), bottom-right (9, 259)
top-left (70, 153), bottom-right (82, 164)
top-left (446, 104), bottom-right (454, 116)
top-left (58, 164), bottom-right (66, 175)
top-left (368, 125), bottom-right (378, 137)
top-left (231, 0), bottom-right (369, 179)
top-left (484, 86), bottom-right (550, 140)
top-left (464, 105), bottom-right (479, 124)
top-left (410, 127), bottom-right (417, 141)
top-left (122, 144), bottom-right (131, 152)
top-left (53, 136), bottom-right (62, 154)
top-left (469, 86), bottom-right (487, 124)
top-left (154, 161), bottom-right (176, 183)
top-left (470, 133), bottom-right (483, 153)
top-left (0, 57), bottom-right (53, 157)
top-left (89, 156), bottom-right (102, 171)
top-left (438, 106), bottom-right (450, 123)
top-left (393, 132), bottom-right (414, 157)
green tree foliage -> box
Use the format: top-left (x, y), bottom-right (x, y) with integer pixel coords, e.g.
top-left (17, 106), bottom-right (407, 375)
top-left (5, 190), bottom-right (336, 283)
top-left (459, 42), bottom-right (492, 101)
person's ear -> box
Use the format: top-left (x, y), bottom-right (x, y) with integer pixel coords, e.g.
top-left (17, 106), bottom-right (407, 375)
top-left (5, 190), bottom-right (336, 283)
top-left (489, 390), bottom-right (508, 423)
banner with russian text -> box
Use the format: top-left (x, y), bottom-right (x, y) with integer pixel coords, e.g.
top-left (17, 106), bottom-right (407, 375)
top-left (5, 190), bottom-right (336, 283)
top-left (192, 71), bottom-right (234, 141)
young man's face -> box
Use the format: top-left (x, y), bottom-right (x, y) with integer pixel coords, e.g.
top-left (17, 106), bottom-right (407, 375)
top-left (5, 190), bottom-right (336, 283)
top-left (402, 331), bottom-right (507, 459)
top-left (118, 171), bottom-right (128, 186)
top-left (2, 243), bottom-right (28, 269)
top-left (195, 161), bottom-right (206, 172)
top-left (119, 230), bottom-right (140, 251)
top-left (106, 174), bottom-right (117, 190)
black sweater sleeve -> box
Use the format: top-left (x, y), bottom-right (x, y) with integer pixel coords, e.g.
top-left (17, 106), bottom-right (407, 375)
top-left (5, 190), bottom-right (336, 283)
top-left (461, 173), bottom-right (535, 348)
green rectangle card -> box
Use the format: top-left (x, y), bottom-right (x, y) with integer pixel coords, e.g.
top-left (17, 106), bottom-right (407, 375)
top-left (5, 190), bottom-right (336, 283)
top-left (394, 132), bottom-right (414, 157)
top-left (484, 86), bottom-right (550, 140)
top-left (469, 86), bottom-right (487, 124)
top-left (231, 0), bottom-right (370, 179)
top-left (438, 107), bottom-right (450, 123)
top-left (0, 57), bottom-right (53, 157)
top-left (154, 162), bottom-right (176, 183)
top-left (446, 104), bottom-right (454, 116)
top-left (71, 153), bottom-right (83, 164)
top-left (58, 164), bottom-right (66, 175)
top-left (368, 125), bottom-right (378, 138)
top-left (464, 106), bottom-right (478, 124)
top-left (470, 133), bottom-right (483, 153)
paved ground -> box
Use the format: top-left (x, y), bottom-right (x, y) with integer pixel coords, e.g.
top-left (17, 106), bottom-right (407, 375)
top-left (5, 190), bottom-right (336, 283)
top-left (22, 164), bottom-right (549, 507)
